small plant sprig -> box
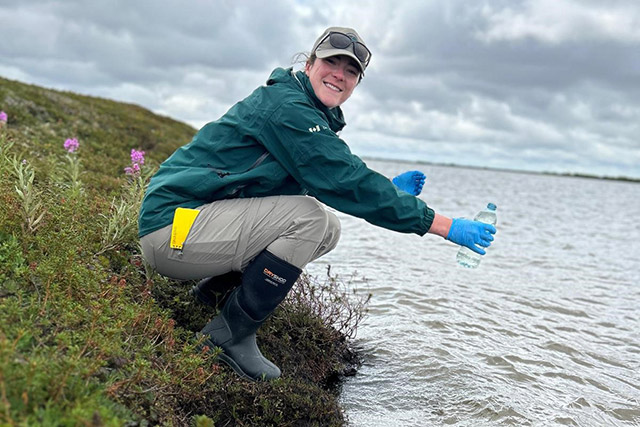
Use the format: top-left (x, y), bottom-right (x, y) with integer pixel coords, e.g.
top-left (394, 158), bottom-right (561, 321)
top-left (124, 149), bottom-right (151, 204)
top-left (12, 157), bottom-right (46, 234)
top-left (96, 196), bottom-right (139, 256)
top-left (124, 148), bottom-right (145, 177)
top-left (97, 148), bottom-right (154, 255)
top-left (0, 111), bottom-right (15, 173)
top-left (286, 266), bottom-right (371, 340)
top-left (62, 137), bottom-right (83, 197)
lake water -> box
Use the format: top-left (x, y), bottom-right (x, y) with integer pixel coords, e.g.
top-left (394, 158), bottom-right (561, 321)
top-left (306, 159), bottom-right (640, 427)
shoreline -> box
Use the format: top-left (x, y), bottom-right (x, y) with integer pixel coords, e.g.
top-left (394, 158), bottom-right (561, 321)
top-left (362, 155), bottom-right (640, 183)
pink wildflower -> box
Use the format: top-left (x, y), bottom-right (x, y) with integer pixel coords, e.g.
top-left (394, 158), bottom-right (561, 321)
top-left (124, 148), bottom-right (145, 177)
top-left (64, 138), bottom-right (79, 153)
top-left (124, 163), bottom-right (141, 176)
top-left (130, 149), bottom-right (145, 165)
top-left (0, 111), bottom-right (7, 123)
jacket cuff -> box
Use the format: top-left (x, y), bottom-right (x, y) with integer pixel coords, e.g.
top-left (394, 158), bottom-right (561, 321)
top-left (420, 205), bottom-right (435, 236)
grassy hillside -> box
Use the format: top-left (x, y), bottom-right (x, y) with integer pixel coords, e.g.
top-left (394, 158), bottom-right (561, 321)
top-left (0, 77), bottom-right (367, 426)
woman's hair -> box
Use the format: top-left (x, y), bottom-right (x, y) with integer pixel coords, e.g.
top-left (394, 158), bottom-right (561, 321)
top-left (291, 52), bottom-right (317, 69)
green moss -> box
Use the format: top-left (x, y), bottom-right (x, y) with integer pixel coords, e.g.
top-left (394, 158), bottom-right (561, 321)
top-left (0, 76), bottom-right (366, 426)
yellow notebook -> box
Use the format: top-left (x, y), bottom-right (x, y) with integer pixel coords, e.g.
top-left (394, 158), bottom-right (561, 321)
top-left (170, 207), bottom-right (200, 250)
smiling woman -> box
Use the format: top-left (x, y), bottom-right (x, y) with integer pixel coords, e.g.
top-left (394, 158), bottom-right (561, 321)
top-left (305, 55), bottom-right (360, 108)
top-left (138, 25), bottom-right (496, 382)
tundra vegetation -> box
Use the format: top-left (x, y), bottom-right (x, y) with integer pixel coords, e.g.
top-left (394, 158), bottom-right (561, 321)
top-left (0, 77), bottom-right (370, 426)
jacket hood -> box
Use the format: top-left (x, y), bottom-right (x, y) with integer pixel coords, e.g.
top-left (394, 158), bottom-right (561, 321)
top-left (267, 67), bottom-right (346, 133)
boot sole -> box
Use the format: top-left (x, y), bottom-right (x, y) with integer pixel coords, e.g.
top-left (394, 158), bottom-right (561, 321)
top-left (198, 334), bottom-right (263, 382)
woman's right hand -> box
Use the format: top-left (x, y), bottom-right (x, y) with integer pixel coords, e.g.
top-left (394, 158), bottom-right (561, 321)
top-left (392, 170), bottom-right (425, 196)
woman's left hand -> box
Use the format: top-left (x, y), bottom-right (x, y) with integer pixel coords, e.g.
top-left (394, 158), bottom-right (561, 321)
top-left (446, 218), bottom-right (496, 254)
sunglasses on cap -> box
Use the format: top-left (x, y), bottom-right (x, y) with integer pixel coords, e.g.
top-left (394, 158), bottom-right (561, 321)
top-left (315, 31), bottom-right (372, 68)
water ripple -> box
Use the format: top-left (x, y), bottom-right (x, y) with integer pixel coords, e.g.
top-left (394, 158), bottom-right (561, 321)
top-left (306, 162), bottom-right (640, 426)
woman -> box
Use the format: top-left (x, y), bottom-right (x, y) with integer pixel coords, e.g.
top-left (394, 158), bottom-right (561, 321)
top-left (139, 26), bottom-right (496, 381)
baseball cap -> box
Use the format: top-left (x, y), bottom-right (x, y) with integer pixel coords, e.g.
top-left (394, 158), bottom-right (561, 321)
top-left (311, 26), bottom-right (371, 74)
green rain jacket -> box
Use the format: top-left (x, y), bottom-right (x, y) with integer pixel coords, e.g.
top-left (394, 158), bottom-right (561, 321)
top-left (138, 67), bottom-right (435, 238)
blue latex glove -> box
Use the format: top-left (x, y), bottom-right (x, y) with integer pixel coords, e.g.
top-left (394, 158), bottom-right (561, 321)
top-left (392, 170), bottom-right (426, 196)
top-left (446, 218), bottom-right (496, 255)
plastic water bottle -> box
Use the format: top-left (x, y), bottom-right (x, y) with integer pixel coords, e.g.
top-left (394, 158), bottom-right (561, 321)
top-left (456, 203), bottom-right (497, 269)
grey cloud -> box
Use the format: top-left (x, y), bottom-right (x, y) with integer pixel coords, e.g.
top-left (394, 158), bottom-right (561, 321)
top-left (0, 1), bottom-right (300, 83)
top-left (342, 0), bottom-right (640, 177)
top-left (0, 0), bottom-right (638, 178)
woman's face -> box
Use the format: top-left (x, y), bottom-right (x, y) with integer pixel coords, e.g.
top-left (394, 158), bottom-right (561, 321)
top-left (305, 55), bottom-right (360, 109)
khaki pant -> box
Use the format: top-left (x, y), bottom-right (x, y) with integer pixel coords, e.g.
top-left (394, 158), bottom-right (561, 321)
top-left (140, 195), bottom-right (341, 280)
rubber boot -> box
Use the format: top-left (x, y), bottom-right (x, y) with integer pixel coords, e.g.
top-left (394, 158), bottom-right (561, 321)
top-left (200, 250), bottom-right (301, 381)
top-left (190, 271), bottom-right (242, 309)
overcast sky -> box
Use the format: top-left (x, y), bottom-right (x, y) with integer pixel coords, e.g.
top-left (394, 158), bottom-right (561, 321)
top-left (1, 0), bottom-right (639, 178)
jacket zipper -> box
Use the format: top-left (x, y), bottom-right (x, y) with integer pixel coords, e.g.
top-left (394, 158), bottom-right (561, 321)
top-left (207, 151), bottom-right (271, 196)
